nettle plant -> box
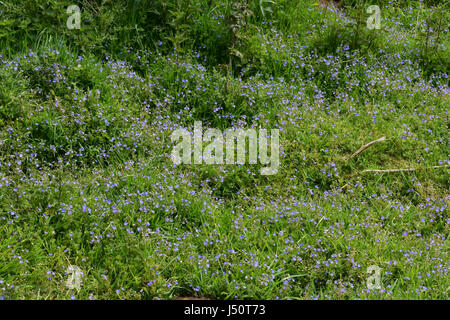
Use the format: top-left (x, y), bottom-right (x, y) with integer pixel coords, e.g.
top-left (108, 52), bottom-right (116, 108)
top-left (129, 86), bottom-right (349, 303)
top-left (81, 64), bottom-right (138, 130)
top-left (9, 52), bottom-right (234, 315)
top-left (418, 2), bottom-right (448, 77)
top-left (163, 0), bottom-right (201, 61)
top-left (227, 0), bottom-right (254, 75)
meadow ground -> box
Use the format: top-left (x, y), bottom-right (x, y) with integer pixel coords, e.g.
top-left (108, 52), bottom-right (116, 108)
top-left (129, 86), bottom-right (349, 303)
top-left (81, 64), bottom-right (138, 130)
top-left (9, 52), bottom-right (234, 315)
top-left (0, 0), bottom-right (448, 299)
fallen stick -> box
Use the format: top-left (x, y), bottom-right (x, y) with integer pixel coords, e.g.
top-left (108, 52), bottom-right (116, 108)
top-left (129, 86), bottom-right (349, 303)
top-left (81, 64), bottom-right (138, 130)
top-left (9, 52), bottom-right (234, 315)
top-left (361, 164), bottom-right (449, 174)
top-left (347, 136), bottom-right (386, 160)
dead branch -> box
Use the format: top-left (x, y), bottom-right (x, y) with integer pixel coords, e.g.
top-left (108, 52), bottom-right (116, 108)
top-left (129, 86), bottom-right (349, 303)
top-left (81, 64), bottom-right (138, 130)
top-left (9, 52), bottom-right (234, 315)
top-left (361, 164), bottom-right (449, 174)
top-left (347, 136), bottom-right (386, 160)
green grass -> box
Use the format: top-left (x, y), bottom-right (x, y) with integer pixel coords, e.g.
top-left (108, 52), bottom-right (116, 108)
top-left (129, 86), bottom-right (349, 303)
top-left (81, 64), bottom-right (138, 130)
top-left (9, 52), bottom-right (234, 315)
top-left (0, 0), bottom-right (448, 300)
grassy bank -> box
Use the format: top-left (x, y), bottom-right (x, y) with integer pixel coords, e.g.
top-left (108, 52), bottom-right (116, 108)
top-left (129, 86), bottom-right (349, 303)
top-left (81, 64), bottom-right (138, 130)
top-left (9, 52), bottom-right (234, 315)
top-left (0, 0), bottom-right (448, 299)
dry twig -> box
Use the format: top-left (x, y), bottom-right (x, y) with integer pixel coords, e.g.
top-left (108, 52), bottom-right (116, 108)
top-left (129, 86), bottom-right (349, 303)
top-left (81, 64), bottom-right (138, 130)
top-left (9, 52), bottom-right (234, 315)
top-left (347, 136), bottom-right (386, 160)
top-left (361, 165), bottom-right (449, 174)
